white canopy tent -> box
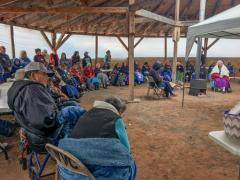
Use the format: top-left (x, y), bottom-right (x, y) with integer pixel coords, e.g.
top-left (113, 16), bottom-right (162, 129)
top-left (185, 4), bottom-right (240, 61)
top-left (182, 4), bottom-right (240, 107)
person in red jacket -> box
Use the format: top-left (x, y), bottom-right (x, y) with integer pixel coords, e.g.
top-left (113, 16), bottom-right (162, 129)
top-left (50, 49), bottom-right (59, 67)
top-left (70, 63), bottom-right (84, 84)
top-left (83, 63), bottom-right (94, 79)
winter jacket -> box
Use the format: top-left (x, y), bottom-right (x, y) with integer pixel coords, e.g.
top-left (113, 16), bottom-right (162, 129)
top-left (58, 138), bottom-right (137, 180)
top-left (70, 101), bottom-right (130, 151)
top-left (7, 80), bottom-right (58, 136)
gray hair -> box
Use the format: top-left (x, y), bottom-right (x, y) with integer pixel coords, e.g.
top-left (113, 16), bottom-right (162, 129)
top-left (104, 96), bottom-right (127, 113)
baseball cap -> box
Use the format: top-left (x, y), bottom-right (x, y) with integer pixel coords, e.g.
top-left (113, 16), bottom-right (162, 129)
top-left (24, 62), bottom-right (54, 77)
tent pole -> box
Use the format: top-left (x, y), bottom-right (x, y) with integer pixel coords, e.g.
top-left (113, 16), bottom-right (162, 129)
top-left (10, 25), bottom-right (15, 58)
top-left (172, 0), bottom-right (180, 83)
top-left (95, 35), bottom-right (98, 67)
top-left (164, 33), bottom-right (167, 62)
top-left (128, 0), bottom-right (135, 101)
top-left (195, 0), bottom-right (206, 78)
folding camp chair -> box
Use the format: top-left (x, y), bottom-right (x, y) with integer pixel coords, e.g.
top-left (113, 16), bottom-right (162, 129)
top-left (22, 126), bottom-right (63, 180)
top-left (45, 143), bottom-right (95, 180)
top-left (146, 76), bottom-right (164, 99)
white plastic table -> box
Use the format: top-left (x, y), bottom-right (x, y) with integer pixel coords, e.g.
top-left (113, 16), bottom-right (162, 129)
top-left (209, 131), bottom-right (240, 180)
top-left (0, 82), bottom-right (13, 114)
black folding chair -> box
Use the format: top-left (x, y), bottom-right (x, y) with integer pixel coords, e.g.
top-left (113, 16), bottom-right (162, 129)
top-left (146, 76), bottom-right (164, 99)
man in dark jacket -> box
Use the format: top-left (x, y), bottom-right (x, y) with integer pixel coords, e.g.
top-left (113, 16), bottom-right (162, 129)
top-left (149, 62), bottom-right (175, 97)
top-left (82, 51), bottom-right (92, 68)
top-left (8, 62), bottom-right (85, 138)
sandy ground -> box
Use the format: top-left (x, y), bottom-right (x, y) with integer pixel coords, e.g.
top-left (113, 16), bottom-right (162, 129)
top-left (1, 82), bottom-right (240, 180)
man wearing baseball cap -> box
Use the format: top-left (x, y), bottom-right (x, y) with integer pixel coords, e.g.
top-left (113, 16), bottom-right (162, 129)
top-left (7, 62), bottom-right (85, 138)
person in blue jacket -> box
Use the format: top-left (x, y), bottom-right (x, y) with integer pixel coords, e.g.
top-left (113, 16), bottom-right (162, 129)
top-left (59, 96), bottom-right (136, 180)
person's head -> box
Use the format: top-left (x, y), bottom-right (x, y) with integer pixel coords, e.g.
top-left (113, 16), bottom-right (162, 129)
top-left (84, 51), bottom-right (88, 57)
top-left (73, 51), bottom-right (79, 57)
top-left (52, 49), bottom-right (57, 54)
top-left (15, 69), bottom-right (25, 80)
top-left (228, 62), bottom-right (231, 65)
top-left (106, 50), bottom-right (110, 55)
top-left (104, 96), bottom-right (126, 115)
top-left (61, 52), bottom-right (66, 59)
top-left (42, 49), bottom-right (48, 55)
top-left (35, 48), bottom-right (41, 55)
top-left (0, 46), bottom-right (6, 54)
top-left (96, 63), bottom-right (101, 68)
top-left (144, 62), bottom-right (148, 66)
top-left (14, 58), bottom-right (21, 66)
top-left (217, 60), bottom-right (224, 68)
top-left (48, 63), bottom-right (55, 70)
top-left (20, 50), bottom-right (27, 59)
top-left (24, 62), bottom-right (53, 86)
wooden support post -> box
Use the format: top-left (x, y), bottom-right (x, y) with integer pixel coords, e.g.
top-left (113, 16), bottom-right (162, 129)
top-left (51, 32), bottom-right (57, 50)
top-left (172, 0), bottom-right (180, 83)
top-left (164, 33), bottom-right (168, 62)
top-left (203, 38), bottom-right (208, 60)
top-left (95, 35), bottom-right (98, 67)
top-left (56, 33), bottom-right (71, 50)
top-left (134, 37), bottom-right (143, 48)
top-left (40, 31), bottom-right (53, 50)
top-left (117, 36), bottom-right (128, 51)
top-left (128, 0), bottom-right (135, 101)
top-left (195, 0), bottom-right (206, 78)
top-left (56, 33), bottom-right (65, 50)
top-left (10, 25), bottom-right (15, 58)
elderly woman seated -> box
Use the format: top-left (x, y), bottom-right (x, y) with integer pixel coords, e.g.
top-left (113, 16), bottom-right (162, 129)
top-left (149, 62), bottom-right (175, 97)
top-left (83, 63), bottom-right (100, 90)
top-left (94, 63), bottom-right (109, 89)
top-left (210, 60), bottom-right (231, 93)
top-left (58, 96), bottom-right (136, 179)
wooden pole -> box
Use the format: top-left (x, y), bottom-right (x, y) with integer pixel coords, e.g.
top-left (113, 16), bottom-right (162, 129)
top-left (95, 35), bottom-right (98, 67)
top-left (195, 0), bottom-right (206, 78)
top-left (203, 38), bottom-right (208, 60)
top-left (172, 0), bottom-right (180, 83)
top-left (40, 31), bottom-right (54, 50)
top-left (51, 32), bottom-right (57, 50)
top-left (10, 25), bottom-right (15, 58)
top-left (128, 0), bottom-right (135, 101)
top-left (164, 33), bottom-right (167, 62)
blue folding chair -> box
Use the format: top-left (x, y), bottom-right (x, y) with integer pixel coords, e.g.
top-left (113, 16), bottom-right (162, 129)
top-left (23, 126), bottom-right (63, 180)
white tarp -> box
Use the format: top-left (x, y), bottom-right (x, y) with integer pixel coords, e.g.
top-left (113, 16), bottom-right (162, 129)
top-left (185, 4), bottom-right (240, 61)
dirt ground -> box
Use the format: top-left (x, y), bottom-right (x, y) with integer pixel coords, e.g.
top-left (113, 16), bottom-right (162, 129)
top-left (1, 82), bottom-right (240, 180)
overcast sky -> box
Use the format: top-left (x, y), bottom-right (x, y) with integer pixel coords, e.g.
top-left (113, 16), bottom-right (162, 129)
top-left (0, 24), bottom-right (240, 59)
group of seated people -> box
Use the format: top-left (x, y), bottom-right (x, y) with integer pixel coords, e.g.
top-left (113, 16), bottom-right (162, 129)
top-left (7, 60), bottom-right (136, 179)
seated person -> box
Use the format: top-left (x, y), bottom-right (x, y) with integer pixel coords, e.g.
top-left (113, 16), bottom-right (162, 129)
top-left (149, 62), bottom-right (175, 97)
top-left (47, 79), bottom-right (79, 109)
top-left (70, 63), bottom-right (84, 84)
top-left (59, 96), bottom-right (136, 180)
top-left (210, 60), bottom-right (231, 93)
top-left (83, 63), bottom-right (100, 90)
top-left (141, 62), bottom-right (150, 76)
top-left (11, 58), bottom-right (24, 74)
top-left (161, 63), bottom-right (172, 82)
top-left (176, 62), bottom-right (184, 82)
top-left (185, 61), bottom-right (195, 82)
top-left (207, 63), bottom-right (215, 81)
top-left (19, 50), bottom-right (31, 66)
top-left (135, 70), bottom-right (144, 84)
top-left (8, 62), bottom-right (85, 138)
top-left (0, 46), bottom-right (12, 80)
top-left (33, 48), bottom-right (46, 65)
top-left (227, 62), bottom-right (234, 76)
top-left (82, 51), bottom-right (92, 68)
top-left (94, 63), bottom-right (109, 89)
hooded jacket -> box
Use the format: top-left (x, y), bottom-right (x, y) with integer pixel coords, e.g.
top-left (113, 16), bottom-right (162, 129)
top-left (8, 80), bottom-right (58, 136)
